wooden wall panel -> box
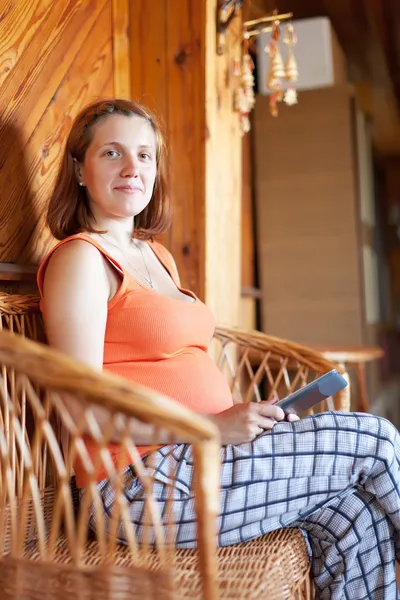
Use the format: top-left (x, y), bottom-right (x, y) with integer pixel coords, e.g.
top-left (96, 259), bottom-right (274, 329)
top-left (254, 87), bottom-right (365, 345)
top-left (242, 134), bottom-right (255, 289)
top-left (241, 131), bottom-right (257, 330)
top-left (0, 0), bottom-right (115, 266)
top-left (166, 0), bottom-right (206, 298)
top-left (0, 1), bottom-right (55, 89)
top-left (112, 0), bottom-right (131, 98)
top-left (204, 2), bottom-right (242, 325)
top-left (130, 0), bottom-right (168, 117)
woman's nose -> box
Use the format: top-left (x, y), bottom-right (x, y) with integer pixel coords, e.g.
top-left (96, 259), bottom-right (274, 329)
top-left (121, 157), bottom-right (139, 177)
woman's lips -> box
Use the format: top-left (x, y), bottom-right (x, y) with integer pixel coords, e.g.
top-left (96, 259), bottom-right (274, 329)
top-left (114, 186), bottom-right (143, 193)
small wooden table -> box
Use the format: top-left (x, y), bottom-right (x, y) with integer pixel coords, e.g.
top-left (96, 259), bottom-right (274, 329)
top-left (307, 344), bottom-right (384, 413)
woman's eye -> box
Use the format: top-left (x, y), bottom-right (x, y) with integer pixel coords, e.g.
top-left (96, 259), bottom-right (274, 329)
top-left (140, 153), bottom-right (152, 160)
top-left (105, 150), bottom-right (119, 158)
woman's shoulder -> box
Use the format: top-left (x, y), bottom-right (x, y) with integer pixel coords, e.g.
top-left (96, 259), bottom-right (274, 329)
top-left (47, 236), bottom-right (104, 266)
top-left (38, 234), bottom-right (106, 275)
top-left (37, 234), bottom-right (108, 296)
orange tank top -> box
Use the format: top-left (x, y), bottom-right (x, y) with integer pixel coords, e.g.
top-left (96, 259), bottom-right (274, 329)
top-left (37, 234), bottom-right (233, 486)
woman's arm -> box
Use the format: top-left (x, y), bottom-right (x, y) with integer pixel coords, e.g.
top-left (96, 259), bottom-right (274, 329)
top-left (43, 240), bottom-right (108, 369)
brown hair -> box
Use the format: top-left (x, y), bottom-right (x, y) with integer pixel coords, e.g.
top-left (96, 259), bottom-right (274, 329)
top-left (46, 98), bottom-right (171, 240)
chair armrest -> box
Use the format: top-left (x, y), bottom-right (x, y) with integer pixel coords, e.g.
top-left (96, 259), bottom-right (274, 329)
top-left (213, 325), bottom-right (351, 412)
top-left (0, 330), bottom-right (220, 597)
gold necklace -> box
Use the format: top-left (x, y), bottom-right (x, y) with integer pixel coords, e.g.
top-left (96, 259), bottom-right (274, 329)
top-left (99, 235), bottom-right (154, 289)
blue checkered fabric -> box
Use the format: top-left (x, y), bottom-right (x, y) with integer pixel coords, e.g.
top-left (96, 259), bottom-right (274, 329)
top-left (85, 412), bottom-right (400, 599)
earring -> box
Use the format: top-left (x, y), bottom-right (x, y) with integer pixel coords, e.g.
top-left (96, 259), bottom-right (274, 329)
top-left (78, 181), bottom-right (84, 187)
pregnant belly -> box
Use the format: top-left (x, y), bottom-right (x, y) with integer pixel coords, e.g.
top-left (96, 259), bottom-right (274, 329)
top-left (75, 349), bottom-right (232, 487)
top-left (104, 348), bottom-right (234, 414)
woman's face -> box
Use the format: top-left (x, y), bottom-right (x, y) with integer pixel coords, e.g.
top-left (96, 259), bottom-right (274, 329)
top-left (77, 113), bottom-right (157, 221)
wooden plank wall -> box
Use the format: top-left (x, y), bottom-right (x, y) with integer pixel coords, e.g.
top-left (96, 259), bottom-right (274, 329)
top-left (253, 88), bottom-right (366, 346)
top-left (240, 134), bottom-right (258, 329)
top-left (0, 0), bottom-right (116, 268)
top-left (204, 2), bottom-right (242, 326)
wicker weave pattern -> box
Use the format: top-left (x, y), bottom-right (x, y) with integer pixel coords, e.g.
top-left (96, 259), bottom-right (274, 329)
top-left (0, 557), bottom-right (176, 600)
top-left (0, 333), bottom-right (220, 598)
top-left (213, 325), bottom-right (350, 412)
top-left (0, 293), bottom-right (347, 599)
top-left (2, 487), bottom-right (311, 599)
top-left (0, 293), bottom-right (41, 315)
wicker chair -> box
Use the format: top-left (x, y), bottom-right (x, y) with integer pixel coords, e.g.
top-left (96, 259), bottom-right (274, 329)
top-left (0, 293), bottom-right (351, 599)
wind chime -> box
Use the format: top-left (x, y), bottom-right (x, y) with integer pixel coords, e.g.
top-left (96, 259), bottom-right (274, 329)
top-left (234, 11), bottom-right (299, 133)
top-left (233, 36), bottom-right (255, 134)
top-left (267, 20), bottom-right (298, 117)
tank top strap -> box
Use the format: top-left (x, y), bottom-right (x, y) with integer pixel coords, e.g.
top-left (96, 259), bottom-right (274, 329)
top-left (148, 240), bottom-right (181, 287)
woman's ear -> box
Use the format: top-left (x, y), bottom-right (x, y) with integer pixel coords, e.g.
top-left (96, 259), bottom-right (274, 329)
top-left (73, 158), bottom-right (85, 186)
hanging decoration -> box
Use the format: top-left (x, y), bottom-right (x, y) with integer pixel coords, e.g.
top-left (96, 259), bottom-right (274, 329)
top-left (283, 23), bottom-right (298, 107)
top-left (266, 20), bottom-right (284, 90)
top-left (234, 40), bottom-right (256, 134)
top-left (265, 19), bottom-right (285, 117)
top-left (264, 17), bottom-right (299, 116)
top-left (232, 9), bottom-right (299, 132)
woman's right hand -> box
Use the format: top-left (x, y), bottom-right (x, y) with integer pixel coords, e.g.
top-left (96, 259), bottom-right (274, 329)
top-left (210, 402), bottom-right (286, 445)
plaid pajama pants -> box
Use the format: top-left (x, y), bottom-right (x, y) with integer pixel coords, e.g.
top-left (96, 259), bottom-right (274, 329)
top-left (86, 412), bottom-right (400, 599)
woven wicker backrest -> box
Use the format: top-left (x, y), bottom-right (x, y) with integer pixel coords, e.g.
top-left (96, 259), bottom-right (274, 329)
top-left (212, 326), bottom-right (350, 412)
top-left (0, 293), bottom-right (44, 341)
top-left (0, 331), bottom-right (220, 599)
